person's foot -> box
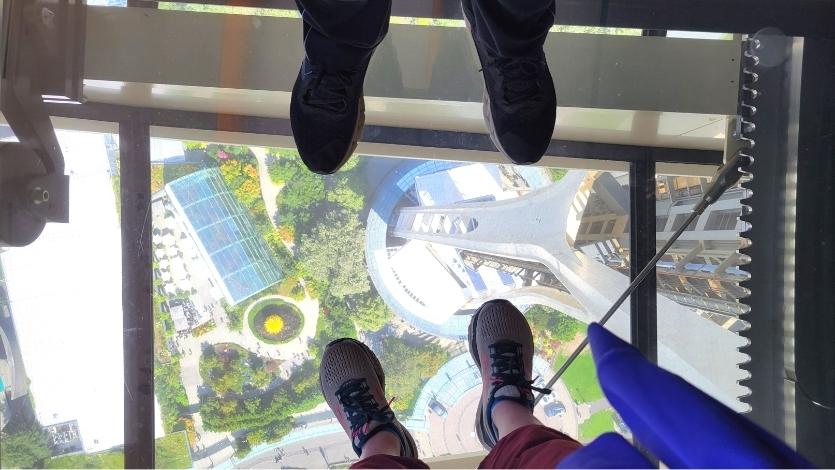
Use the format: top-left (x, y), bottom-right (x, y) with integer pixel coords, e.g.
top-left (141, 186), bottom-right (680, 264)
top-left (320, 338), bottom-right (418, 458)
top-left (469, 299), bottom-right (551, 448)
top-left (462, 0), bottom-right (557, 165)
top-left (290, 56), bottom-right (369, 174)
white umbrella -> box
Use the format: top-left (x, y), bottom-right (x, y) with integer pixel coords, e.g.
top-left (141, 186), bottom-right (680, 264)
top-left (171, 263), bottom-right (189, 281)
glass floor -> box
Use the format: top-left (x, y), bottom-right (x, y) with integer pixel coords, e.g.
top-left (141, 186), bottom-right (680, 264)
top-left (2, 0), bottom-right (828, 468)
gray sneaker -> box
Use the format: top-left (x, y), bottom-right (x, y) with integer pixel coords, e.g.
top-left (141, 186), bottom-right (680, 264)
top-left (468, 299), bottom-right (552, 448)
top-left (319, 338), bottom-right (418, 458)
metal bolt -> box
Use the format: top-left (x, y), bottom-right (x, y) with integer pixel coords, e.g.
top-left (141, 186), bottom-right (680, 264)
top-left (31, 187), bottom-right (50, 205)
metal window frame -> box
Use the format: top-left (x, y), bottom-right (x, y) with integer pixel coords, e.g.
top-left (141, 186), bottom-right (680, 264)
top-left (39, 1), bottom-right (834, 467)
top-left (46, 98), bottom-right (719, 468)
top-left (131, 0), bottom-right (835, 38)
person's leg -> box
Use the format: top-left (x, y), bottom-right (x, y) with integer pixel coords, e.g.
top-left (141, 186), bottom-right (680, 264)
top-left (319, 338), bottom-right (428, 469)
top-left (291, 1), bottom-right (391, 174)
top-left (295, 0), bottom-right (391, 70)
top-left (469, 299), bottom-right (582, 468)
top-left (466, 0), bottom-right (555, 58)
top-left (461, 0), bottom-right (557, 165)
top-left (479, 424), bottom-right (582, 469)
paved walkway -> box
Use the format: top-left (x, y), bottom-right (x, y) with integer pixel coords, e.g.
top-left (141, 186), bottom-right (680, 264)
top-left (588, 398), bottom-right (612, 415)
top-left (251, 147), bottom-right (282, 228)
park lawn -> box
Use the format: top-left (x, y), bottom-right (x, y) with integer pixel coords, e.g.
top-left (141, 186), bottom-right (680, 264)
top-left (579, 409), bottom-right (616, 441)
top-left (556, 350), bottom-right (605, 404)
top-left (155, 431), bottom-right (192, 469)
top-left (151, 162), bottom-right (206, 193)
top-left (46, 449), bottom-right (124, 469)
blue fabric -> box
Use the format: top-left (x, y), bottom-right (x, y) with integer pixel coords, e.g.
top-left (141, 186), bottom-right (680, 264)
top-left (562, 323), bottom-right (814, 468)
top-left (558, 432), bottom-right (653, 468)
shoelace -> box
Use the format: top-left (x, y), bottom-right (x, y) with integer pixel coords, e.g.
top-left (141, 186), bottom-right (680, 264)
top-left (303, 68), bottom-right (355, 113)
top-left (335, 378), bottom-right (397, 440)
top-left (488, 57), bottom-right (545, 106)
top-left (489, 341), bottom-right (552, 398)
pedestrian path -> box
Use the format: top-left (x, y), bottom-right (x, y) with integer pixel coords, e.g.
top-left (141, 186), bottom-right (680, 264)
top-left (251, 147), bottom-right (282, 228)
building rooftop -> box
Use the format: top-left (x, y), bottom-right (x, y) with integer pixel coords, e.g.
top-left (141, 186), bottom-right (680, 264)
top-left (165, 168), bottom-right (283, 305)
top-left (0, 131), bottom-right (124, 452)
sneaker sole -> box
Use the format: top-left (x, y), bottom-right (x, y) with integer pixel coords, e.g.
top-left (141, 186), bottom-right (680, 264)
top-left (317, 98), bottom-right (365, 175)
top-left (468, 303), bottom-right (496, 449)
top-left (461, 2), bottom-right (513, 165)
top-left (462, 0), bottom-right (554, 165)
top-left (320, 338), bottom-right (419, 458)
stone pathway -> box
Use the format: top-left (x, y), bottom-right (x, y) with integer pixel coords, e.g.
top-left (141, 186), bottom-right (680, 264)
top-left (251, 147), bottom-right (283, 228)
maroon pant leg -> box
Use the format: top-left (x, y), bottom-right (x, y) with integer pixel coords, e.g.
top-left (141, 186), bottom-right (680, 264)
top-left (350, 454), bottom-right (430, 469)
top-left (478, 424), bottom-right (583, 469)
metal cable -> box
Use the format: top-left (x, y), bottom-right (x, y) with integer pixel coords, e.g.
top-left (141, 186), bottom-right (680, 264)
top-left (534, 150), bottom-right (752, 406)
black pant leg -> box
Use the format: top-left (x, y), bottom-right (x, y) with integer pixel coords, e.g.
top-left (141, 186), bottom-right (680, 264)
top-left (469, 0), bottom-right (555, 57)
top-left (295, 0), bottom-right (392, 70)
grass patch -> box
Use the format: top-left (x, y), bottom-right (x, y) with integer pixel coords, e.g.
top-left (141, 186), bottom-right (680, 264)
top-left (46, 449), bottom-right (124, 469)
top-left (154, 431), bottom-right (192, 469)
top-left (579, 409), bottom-right (616, 441)
top-left (191, 319), bottom-right (216, 337)
top-left (247, 299), bottom-right (304, 344)
top-left (555, 350), bottom-right (604, 404)
top-left (151, 162), bottom-right (207, 193)
top-left (275, 277), bottom-right (306, 301)
top-left (548, 168), bottom-right (568, 182)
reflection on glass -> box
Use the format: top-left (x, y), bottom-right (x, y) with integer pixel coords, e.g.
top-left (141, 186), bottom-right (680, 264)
top-left (149, 140), bottom-right (634, 467)
top-left (654, 173), bottom-right (749, 410)
top-left (654, 174), bottom-right (748, 327)
top-left (0, 130), bottom-right (124, 468)
top-left (139, 2), bottom-right (642, 36)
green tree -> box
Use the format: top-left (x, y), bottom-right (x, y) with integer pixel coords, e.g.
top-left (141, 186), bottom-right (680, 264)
top-left (0, 425), bottom-right (51, 469)
top-left (377, 337), bottom-right (449, 414)
top-left (326, 182), bottom-right (364, 213)
top-left (233, 438), bottom-right (251, 459)
top-left (352, 293), bottom-right (394, 332)
top-left (525, 305), bottom-right (584, 342)
top-left (299, 211), bottom-right (370, 297)
top-left (222, 300), bottom-right (245, 333)
top-left (310, 301), bottom-right (358, 359)
top-left (246, 428), bottom-right (268, 446)
top-left (156, 361), bottom-right (189, 432)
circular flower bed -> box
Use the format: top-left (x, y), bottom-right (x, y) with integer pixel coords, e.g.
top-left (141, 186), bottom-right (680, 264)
top-left (248, 299), bottom-right (304, 344)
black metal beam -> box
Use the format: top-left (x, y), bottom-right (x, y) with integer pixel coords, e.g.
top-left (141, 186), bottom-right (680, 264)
top-left (793, 37), bottom-right (835, 468)
top-left (737, 33), bottom-right (793, 443)
top-left (134, 0), bottom-right (835, 38)
top-left (45, 102), bottom-right (723, 165)
top-left (119, 116), bottom-right (154, 469)
top-left (629, 157), bottom-right (658, 361)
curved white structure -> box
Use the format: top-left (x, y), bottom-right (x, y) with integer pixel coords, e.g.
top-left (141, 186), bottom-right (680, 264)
top-left (393, 171), bottom-right (749, 411)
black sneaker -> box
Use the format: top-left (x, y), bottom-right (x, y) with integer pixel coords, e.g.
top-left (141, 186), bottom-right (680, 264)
top-left (462, 0), bottom-right (557, 165)
top-left (290, 57), bottom-right (369, 175)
